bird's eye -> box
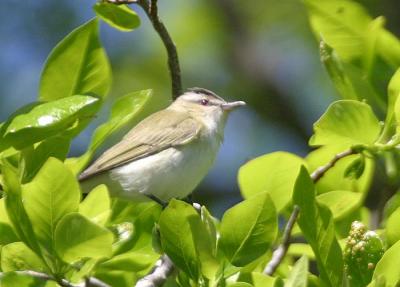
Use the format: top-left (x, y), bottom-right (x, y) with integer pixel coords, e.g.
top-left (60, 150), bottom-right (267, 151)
top-left (200, 99), bottom-right (209, 106)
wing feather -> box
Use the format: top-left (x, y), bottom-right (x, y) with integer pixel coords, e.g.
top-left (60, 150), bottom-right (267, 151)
top-left (79, 109), bottom-right (202, 181)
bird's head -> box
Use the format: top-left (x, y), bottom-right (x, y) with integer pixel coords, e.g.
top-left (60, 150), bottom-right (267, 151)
top-left (171, 88), bottom-right (245, 125)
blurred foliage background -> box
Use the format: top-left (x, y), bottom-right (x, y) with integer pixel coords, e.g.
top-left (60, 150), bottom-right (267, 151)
top-left (1, 0), bottom-right (399, 215)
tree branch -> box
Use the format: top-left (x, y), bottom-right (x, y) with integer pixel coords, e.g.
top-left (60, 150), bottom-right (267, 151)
top-left (106, 0), bottom-right (182, 99)
top-left (137, 0), bottom-right (182, 99)
top-left (135, 254), bottom-right (175, 287)
top-left (0, 271), bottom-right (111, 287)
top-left (263, 148), bottom-right (357, 275)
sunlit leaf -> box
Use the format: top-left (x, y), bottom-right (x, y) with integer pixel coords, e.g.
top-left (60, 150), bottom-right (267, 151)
top-left (372, 235), bottom-right (400, 286)
top-left (21, 136), bottom-right (71, 183)
top-left (55, 212), bottom-right (113, 263)
top-left (285, 255), bottom-right (309, 287)
top-left (1, 161), bottom-right (41, 256)
top-left (1, 242), bottom-right (46, 272)
top-left (39, 18), bottom-right (111, 101)
top-left (0, 95), bottom-right (101, 151)
top-left (0, 272), bottom-right (47, 287)
top-left (306, 144), bottom-right (374, 195)
top-left (158, 200), bottom-right (218, 280)
top-left (305, 0), bottom-right (371, 61)
top-left (293, 166), bottom-right (343, 287)
top-left (317, 190), bottom-right (362, 220)
top-left (94, 3), bottom-right (140, 31)
top-left (238, 152), bottom-right (305, 211)
top-left (309, 100), bottom-right (381, 147)
top-left (79, 184), bottom-right (111, 226)
top-left (22, 158), bottom-right (81, 255)
top-left (385, 207), bottom-right (400, 246)
top-left (219, 192), bottom-right (277, 267)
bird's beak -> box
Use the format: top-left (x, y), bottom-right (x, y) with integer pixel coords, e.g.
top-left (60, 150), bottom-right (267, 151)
top-left (221, 101), bottom-right (246, 111)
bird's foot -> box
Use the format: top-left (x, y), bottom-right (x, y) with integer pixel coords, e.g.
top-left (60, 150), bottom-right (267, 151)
top-left (146, 194), bottom-right (168, 209)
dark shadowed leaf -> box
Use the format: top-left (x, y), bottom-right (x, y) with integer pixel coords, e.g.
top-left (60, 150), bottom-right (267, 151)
top-left (39, 19), bottom-right (111, 101)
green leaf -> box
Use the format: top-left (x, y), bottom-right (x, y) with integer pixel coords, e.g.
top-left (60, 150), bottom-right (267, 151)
top-left (239, 272), bottom-right (281, 287)
top-left (379, 68), bottom-right (400, 142)
top-left (319, 40), bottom-right (358, 100)
top-left (21, 136), bottom-right (71, 183)
top-left (22, 158), bottom-right (80, 255)
top-left (97, 250), bottom-right (156, 273)
top-left (0, 223), bottom-right (18, 246)
top-left (344, 156), bottom-right (366, 179)
top-left (219, 192), bottom-right (277, 267)
top-left (316, 190), bottom-right (362, 220)
top-left (293, 166), bottom-right (343, 287)
top-left (376, 30), bottom-right (400, 68)
top-left (1, 161), bottom-right (41, 256)
top-left (285, 255), bottom-right (309, 287)
top-left (55, 212), bottom-right (113, 263)
top-left (372, 239), bottom-right (400, 286)
top-left (0, 272), bottom-right (47, 287)
top-left (306, 144), bottom-right (374, 195)
top-left (79, 184), bottom-right (111, 226)
top-left (309, 100), bottom-right (381, 147)
top-left (287, 244), bottom-right (315, 260)
top-left (94, 3), bottom-right (140, 31)
top-left (344, 222), bottom-right (384, 287)
top-left (158, 200), bottom-right (217, 280)
top-left (238, 152), bottom-right (305, 211)
top-left (39, 18), bottom-right (111, 101)
top-left (386, 207), bottom-right (400, 246)
top-left (0, 95), bottom-right (101, 151)
top-left (1, 242), bottom-right (45, 272)
top-left (68, 90), bottom-right (151, 175)
top-left (305, 0), bottom-right (372, 61)
top-left (319, 41), bottom-right (385, 111)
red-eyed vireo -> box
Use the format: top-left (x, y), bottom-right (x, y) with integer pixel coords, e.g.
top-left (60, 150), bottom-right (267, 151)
top-left (79, 88), bottom-right (245, 203)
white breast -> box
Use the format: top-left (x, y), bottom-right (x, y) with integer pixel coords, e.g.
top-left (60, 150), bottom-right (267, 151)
top-left (108, 134), bottom-right (221, 201)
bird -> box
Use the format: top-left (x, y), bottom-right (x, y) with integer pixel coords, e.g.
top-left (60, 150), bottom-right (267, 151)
top-left (79, 87), bottom-right (245, 204)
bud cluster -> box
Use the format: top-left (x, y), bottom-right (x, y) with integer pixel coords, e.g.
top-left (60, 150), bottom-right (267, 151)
top-left (344, 221), bottom-right (384, 287)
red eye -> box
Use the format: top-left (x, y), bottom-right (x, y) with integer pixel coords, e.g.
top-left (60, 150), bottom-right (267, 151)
top-left (200, 99), bottom-right (209, 106)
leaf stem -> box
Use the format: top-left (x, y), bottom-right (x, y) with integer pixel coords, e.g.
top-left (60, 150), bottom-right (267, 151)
top-left (263, 148), bottom-right (357, 275)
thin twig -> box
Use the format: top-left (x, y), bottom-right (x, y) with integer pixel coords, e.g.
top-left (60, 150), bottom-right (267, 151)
top-left (310, 149), bottom-right (356, 181)
top-left (0, 271), bottom-right (110, 287)
top-left (135, 255), bottom-right (175, 287)
top-left (137, 0), bottom-right (182, 99)
top-left (264, 148), bottom-right (356, 275)
top-left (106, 0), bottom-right (182, 99)
top-left (105, 0), bottom-right (137, 4)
